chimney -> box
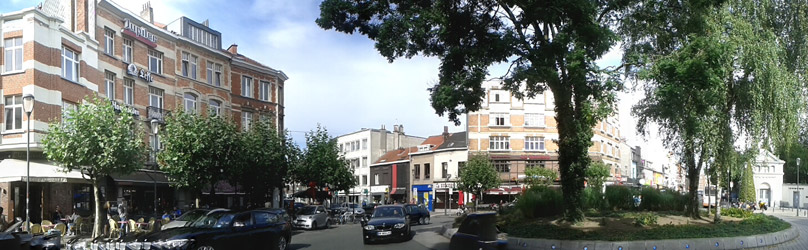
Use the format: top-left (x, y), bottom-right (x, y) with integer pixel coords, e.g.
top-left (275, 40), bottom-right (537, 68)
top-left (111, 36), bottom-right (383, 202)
top-left (227, 44), bottom-right (238, 54)
top-left (393, 125), bottom-right (401, 149)
top-left (379, 125), bottom-right (387, 153)
top-left (202, 19), bottom-right (209, 27)
top-left (442, 126), bottom-right (449, 141)
top-left (140, 2), bottom-right (154, 24)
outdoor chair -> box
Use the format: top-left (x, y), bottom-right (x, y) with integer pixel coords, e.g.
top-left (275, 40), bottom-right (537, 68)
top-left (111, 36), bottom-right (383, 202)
top-left (54, 223), bottom-right (67, 236)
top-left (147, 219), bottom-right (156, 232)
top-left (30, 224), bottom-right (42, 234)
top-left (162, 218), bottom-right (170, 225)
top-left (128, 219), bottom-right (139, 234)
top-left (137, 218), bottom-right (144, 223)
top-left (108, 218), bottom-right (120, 238)
top-left (41, 220), bottom-right (53, 226)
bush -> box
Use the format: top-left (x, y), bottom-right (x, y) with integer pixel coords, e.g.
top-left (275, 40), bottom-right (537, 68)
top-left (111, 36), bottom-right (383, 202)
top-left (639, 188), bottom-right (687, 212)
top-left (605, 185), bottom-right (636, 210)
top-left (517, 186), bottom-right (564, 218)
top-left (634, 212), bottom-right (658, 227)
top-left (722, 207), bottom-right (753, 218)
top-left (583, 187), bottom-right (605, 210)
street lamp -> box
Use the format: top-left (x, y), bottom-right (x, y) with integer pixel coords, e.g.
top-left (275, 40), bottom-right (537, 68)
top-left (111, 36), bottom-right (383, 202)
top-left (444, 174), bottom-right (451, 215)
top-left (151, 119), bottom-right (160, 214)
top-left (797, 158), bottom-right (800, 217)
top-left (22, 94), bottom-right (34, 233)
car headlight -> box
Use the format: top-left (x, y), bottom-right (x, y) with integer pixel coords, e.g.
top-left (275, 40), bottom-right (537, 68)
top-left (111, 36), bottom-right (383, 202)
top-left (364, 225), bottom-right (375, 230)
top-left (126, 242), bottom-right (143, 249)
top-left (393, 223), bottom-right (406, 229)
top-left (155, 239), bottom-right (192, 248)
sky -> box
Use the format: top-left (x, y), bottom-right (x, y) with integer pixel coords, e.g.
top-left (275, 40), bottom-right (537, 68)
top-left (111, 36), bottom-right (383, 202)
top-left (0, 0), bottom-right (670, 163)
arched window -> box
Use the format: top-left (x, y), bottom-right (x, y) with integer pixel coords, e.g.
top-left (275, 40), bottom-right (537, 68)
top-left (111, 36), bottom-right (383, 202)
top-left (184, 93), bottom-right (197, 113)
top-left (209, 99), bottom-right (221, 116)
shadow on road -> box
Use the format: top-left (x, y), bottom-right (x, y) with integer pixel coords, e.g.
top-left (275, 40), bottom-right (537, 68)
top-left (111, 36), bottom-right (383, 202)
top-left (288, 243), bottom-right (313, 249)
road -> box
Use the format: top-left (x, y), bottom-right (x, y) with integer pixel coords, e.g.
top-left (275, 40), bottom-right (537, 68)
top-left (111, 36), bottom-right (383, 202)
top-left (751, 209), bottom-right (808, 250)
top-left (288, 214), bottom-right (454, 250)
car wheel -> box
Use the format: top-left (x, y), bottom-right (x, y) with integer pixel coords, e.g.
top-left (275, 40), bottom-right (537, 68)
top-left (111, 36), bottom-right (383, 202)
top-left (197, 246), bottom-right (215, 250)
top-left (419, 217), bottom-right (425, 225)
top-left (312, 222), bottom-right (317, 230)
top-left (325, 219), bottom-right (330, 228)
top-left (424, 217), bottom-right (430, 224)
top-left (277, 236), bottom-right (288, 250)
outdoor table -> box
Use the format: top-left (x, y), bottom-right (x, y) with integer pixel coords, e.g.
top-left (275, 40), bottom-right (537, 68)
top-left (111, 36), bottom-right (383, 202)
top-left (41, 224), bottom-right (55, 230)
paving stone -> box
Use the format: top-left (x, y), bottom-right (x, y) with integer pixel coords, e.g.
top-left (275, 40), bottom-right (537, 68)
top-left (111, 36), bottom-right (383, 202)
top-left (593, 241), bottom-right (612, 250)
top-left (608, 241), bottom-right (630, 250)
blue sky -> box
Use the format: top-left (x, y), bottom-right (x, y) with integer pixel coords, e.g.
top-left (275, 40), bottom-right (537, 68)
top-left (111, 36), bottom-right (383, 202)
top-left (0, 0), bottom-right (669, 161)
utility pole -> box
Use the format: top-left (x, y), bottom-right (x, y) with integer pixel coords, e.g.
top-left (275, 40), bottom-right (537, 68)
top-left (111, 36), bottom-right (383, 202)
top-left (797, 158), bottom-right (800, 217)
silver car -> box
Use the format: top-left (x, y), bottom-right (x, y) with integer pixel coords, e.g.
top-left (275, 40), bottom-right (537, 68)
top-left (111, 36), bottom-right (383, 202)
top-left (293, 205), bottom-right (329, 230)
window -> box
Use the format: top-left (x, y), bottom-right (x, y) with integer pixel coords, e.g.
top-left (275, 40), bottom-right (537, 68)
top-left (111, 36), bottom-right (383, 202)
top-left (191, 54), bottom-right (197, 79)
top-left (424, 163), bottom-right (431, 179)
top-left (61, 101), bottom-right (77, 121)
top-left (149, 87), bottom-right (164, 109)
top-left (491, 113), bottom-right (509, 126)
top-left (181, 52), bottom-right (190, 77)
top-left (104, 28), bottom-right (114, 55)
top-left (148, 50), bottom-right (162, 74)
top-left (4, 37), bottom-right (23, 72)
top-left (206, 61), bottom-right (214, 85)
top-left (279, 85), bottom-right (284, 106)
top-left (601, 141), bottom-right (606, 153)
top-left (259, 81), bottom-right (271, 101)
top-left (458, 161), bottom-right (466, 175)
top-left (526, 160), bottom-right (545, 169)
top-left (362, 139), bottom-right (368, 149)
top-left (362, 156), bottom-right (367, 167)
top-left (442, 162), bottom-right (448, 179)
top-left (61, 46), bottom-right (79, 82)
top-left (209, 100), bottom-right (221, 116)
top-left (413, 164), bottom-right (420, 179)
top-left (4, 95), bottom-right (22, 131)
top-left (494, 160), bottom-right (510, 173)
top-left (181, 52), bottom-right (198, 79)
top-left (184, 93), bottom-right (197, 113)
top-left (123, 78), bottom-right (134, 105)
top-left (241, 76), bottom-right (253, 97)
top-left (362, 175), bottom-right (368, 185)
top-left (214, 64), bottom-right (222, 86)
top-left (374, 174), bottom-right (379, 185)
top-left (122, 39), bottom-right (133, 63)
top-left (494, 94), bottom-right (500, 102)
top-left (489, 136), bottom-right (510, 150)
top-left (104, 71), bottom-right (115, 99)
top-left (524, 113), bottom-right (545, 127)
top-left (525, 137), bottom-right (545, 151)
top-left (242, 111), bottom-right (253, 130)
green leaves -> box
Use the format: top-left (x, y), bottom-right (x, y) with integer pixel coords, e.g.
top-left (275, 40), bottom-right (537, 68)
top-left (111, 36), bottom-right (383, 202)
top-left (289, 125), bottom-right (355, 193)
top-left (457, 153), bottom-right (500, 198)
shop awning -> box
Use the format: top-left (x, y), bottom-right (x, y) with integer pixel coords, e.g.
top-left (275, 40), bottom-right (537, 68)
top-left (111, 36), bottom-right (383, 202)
top-left (110, 170), bottom-right (171, 185)
top-left (0, 159), bottom-right (88, 183)
top-left (485, 186), bottom-right (523, 195)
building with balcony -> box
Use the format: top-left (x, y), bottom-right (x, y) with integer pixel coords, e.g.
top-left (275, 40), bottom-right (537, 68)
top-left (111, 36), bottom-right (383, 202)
top-left (467, 80), bottom-right (623, 202)
top-left (0, 0), bottom-right (287, 223)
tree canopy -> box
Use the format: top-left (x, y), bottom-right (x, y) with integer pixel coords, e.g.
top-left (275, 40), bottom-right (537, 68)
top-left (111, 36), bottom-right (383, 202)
top-left (290, 125), bottom-right (356, 194)
top-left (43, 96), bottom-right (147, 238)
top-left (239, 119), bottom-right (299, 207)
top-left (458, 153), bottom-right (500, 205)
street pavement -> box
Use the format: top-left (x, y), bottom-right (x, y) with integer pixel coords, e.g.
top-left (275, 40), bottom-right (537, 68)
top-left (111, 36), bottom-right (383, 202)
top-left (287, 213), bottom-right (454, 250)
top-left (750, 208), bottom-right (808, 249)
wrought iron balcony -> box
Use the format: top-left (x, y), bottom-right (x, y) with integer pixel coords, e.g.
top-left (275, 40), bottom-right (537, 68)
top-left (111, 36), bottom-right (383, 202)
top-left (147, 106), bottom-right (170, 123)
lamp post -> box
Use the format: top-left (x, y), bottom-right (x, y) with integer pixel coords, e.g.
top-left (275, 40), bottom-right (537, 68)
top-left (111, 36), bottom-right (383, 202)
top-left (22, 94), bottom-right (34, 233)
top-left (151, 119), bottom-right (160, 214)
top-left (797, 158), bottom-right (800, 217)
top-left (444, 174), bottom-right (451, 215)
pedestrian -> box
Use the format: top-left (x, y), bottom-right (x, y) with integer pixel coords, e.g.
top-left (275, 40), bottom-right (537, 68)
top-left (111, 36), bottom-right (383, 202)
top-left (118, 202), bottom-right (128, 239)
top-left (174, 206), bottom-right (182, 219)
top-left (66, 209), bottom-right (79, 235)
top-left (0, 206), bottom-right (7, 231)
top-left (162, 211), bottom-right (171, 220)
top-left (52, 205), bottom-right (63, 222)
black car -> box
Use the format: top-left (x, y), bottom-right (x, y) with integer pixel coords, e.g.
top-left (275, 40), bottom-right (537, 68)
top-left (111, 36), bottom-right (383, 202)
top-left (134, 209), bottom-right (292, 250)
top-left (362, 205), bottom-right (411, 244)
top-left (450, 212), bottom-right (507, 250)
top-left (404, 204), bottom-right (431, 225)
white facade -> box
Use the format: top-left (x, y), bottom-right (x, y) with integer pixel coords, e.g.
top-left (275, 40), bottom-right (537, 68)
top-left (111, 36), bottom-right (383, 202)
top-left (753, 150), bottom-right (785, 206)
top-left (781, 184), bottom-right (808, 208)
top-left (336, 125), bottom-right (425, 202)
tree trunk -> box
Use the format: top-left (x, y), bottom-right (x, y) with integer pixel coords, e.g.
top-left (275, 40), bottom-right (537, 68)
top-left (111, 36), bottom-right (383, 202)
top-left (92, 178), bottom-right (103, 238)
top-left (686, 146), bottom-right (702, 219)
top-left (554, 86), bottom-right (591, 222)
top-left (715, 186), bottom-right (722, 223)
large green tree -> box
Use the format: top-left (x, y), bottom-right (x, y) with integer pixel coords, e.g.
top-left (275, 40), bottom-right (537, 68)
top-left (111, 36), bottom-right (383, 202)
top-left (457, 154), bottom-right (500, 210)
top-left (318, 0), bottom-right (630, 222)
top-left (621, 0), bottom-right (803, 218)
top-left (290, 125), bottom-right (356, 196)
top-left (240, 119), bottom-right (299, 207)
top-left (43, 97), bottom-right (147, 238)
top-left (157, 112), bottom-right (242, 200)
top-left (739, 164), bottom-right (756, 203)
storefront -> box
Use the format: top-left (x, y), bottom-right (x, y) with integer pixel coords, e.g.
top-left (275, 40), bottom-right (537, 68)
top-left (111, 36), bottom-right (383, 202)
top-left (0, 159), bottom-right (90, 223)
top-left (109, 170), bottom-right (173, 216)
top-left (411, 184), bottom-right (433, 211)
top-left (370, 185), bottom-right (389, 204)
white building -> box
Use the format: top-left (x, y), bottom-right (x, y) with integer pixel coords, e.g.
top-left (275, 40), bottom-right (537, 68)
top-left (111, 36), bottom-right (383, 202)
top-left (335, 125), bottom-right (425, 203)
top-left (754, 149), bottom-right (784, 206)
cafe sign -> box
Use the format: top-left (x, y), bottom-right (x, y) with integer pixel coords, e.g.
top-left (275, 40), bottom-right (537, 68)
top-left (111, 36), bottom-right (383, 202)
top-left (111, 100), bottom-right (140, 117)
top-left (127, 63), bottom-right (153, 82)
top-left (122, 18), bottom-right (158, 47)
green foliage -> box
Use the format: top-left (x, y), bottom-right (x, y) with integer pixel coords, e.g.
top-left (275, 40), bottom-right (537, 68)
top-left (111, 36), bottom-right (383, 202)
top-left (740, 165), bottom-right (756, 203)
top-left (42, 96), bottom-right (147, 238)
top-left (458, 153), bottom-right (500, 201)
top-left (290, 125), bottom-right (355, 193)
top-left (158, 111), bottom-right (241, 194)
top-left (639, 188), bottom-right (687, 212)
top-left (605, 186), bottom-right (636, 210)
top-left (239, 119), bottom-right (300, 206)
top-left (721, 208), bottom-right (753, 218)
top-left (777, 142), bottom-right (808, 184)
top-left (583, 188), bottom-right (605, 210)
top-left (586, 162), bottom-right (611, 192)
top-left (318, 0), bottom-right (630, 222)
top-left (634, 213), bottom-right (659, 227)
top-left (524, 167), bottom-right (557, 187)
top-left (516, 186), bottom-right (564, 219)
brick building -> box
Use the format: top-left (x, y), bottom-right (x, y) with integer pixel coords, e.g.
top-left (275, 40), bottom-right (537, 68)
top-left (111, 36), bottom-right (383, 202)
top-left (0, 0), bottom-right (287, 223)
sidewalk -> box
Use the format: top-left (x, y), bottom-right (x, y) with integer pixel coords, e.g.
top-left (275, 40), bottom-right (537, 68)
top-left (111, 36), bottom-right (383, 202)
top-left (750, 208), bottom-right (808, 250)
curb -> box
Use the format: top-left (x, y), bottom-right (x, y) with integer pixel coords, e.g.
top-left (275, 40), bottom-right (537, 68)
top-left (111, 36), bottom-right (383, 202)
top-left (439, 223), bottom-right (457, 240)
top-left (507, 225), bottom-right (798, 250)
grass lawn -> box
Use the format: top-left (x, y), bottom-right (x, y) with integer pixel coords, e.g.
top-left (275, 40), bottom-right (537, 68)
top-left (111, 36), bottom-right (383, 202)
top-left (500, 211), bottom-right (790, 241)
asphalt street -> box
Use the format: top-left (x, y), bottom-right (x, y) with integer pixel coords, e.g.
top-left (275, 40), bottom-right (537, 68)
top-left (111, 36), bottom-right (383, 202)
top-left (287, 214), bottom-right (454, 250)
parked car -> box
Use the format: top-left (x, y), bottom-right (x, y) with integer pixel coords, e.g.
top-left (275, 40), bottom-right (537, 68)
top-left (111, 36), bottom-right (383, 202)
top-left (135, 209), bottom-right (292, 250)
top-left (343, 203), bottom-right (365, 215)
top-left (404, 204), bottom-right (431, 225)
top-left (162, 208), bottom-right (230, 230)
top-left (362, 205), bottom-right (411, 244)
top-left (450, 212), bottom-right (507, 250)
top-left (293, 205), bottom-right (330, 230)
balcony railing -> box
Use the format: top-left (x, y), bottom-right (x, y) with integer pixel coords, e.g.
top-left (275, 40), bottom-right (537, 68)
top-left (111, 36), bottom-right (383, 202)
top-left (147, 106), bottom-right (170, 123)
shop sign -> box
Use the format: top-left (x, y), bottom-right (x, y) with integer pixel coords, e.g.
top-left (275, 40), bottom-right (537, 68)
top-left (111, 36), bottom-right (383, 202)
top-left (111, 101), bottom-right (140, 117)
top-left (435, 182), bottom-right (456, 190)
top-left (370, 185), bottom-right (389, 193)
top-left (123, 18), bottom-right (158, 47)
top-left (127, 63), bottom-right (153, 82)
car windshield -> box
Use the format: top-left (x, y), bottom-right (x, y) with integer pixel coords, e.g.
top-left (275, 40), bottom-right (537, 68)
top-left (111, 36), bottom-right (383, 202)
top-left (190, 212), bottom-right (233, 228)
top-left (299, 207), bottom-right (317, 215)
top-left (372, 207), bottom-right (404, 218)
top-left (348, 204), bottom-right (359, 208)
top-left (177, 209), bottom-right (209, 222)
